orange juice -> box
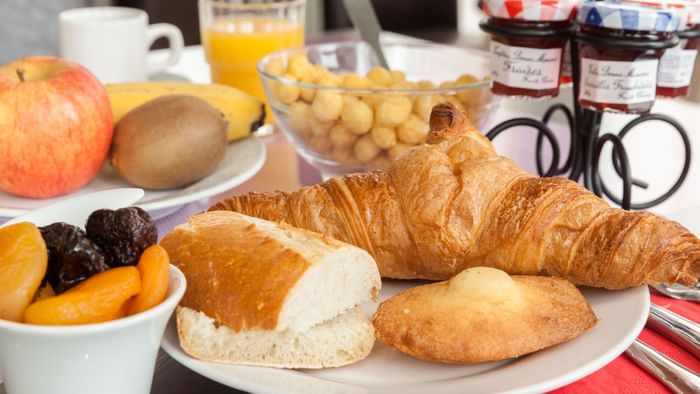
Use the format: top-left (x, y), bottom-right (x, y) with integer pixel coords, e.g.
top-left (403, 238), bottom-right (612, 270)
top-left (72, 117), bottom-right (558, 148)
top-left (202, 18), bottom-right (304, 101)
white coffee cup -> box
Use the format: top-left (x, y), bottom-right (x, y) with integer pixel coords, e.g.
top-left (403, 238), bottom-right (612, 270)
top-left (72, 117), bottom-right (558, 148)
top-left (59, 7), bottom-right (184, 83)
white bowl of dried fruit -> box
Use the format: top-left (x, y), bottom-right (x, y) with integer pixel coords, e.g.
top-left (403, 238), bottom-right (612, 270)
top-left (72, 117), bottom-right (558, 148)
top-left (0, 188), bottom-right (186, 394)
top-left (258, 41), bottom-right (498, 176)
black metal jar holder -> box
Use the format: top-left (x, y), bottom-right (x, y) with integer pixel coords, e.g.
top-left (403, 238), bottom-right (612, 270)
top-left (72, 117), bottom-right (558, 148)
top-left (479, 20), bottom-right (692, 210)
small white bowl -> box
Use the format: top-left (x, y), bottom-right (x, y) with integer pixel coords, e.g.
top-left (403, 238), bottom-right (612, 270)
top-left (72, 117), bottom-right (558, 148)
top-left (0, 188), bottom-right (186, 394)
top-left (0, 266), bottom-right (186, 394)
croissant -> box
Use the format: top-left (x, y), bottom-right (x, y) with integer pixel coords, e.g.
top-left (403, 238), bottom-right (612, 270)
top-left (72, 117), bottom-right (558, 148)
top-left (210, 103), bottom-right (700, 289)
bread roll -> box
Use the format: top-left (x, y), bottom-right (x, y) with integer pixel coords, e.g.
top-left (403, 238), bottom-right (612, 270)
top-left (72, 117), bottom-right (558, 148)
top-left (372, 267), bottom-right (597, 364)
top-left (160, 210), bottom-right (382, 368)
top-left (177, 305), bottom-right (375, 368)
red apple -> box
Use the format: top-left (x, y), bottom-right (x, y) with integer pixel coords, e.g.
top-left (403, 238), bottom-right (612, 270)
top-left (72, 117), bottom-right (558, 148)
top-left (0, 56), bottom-right (113, 198)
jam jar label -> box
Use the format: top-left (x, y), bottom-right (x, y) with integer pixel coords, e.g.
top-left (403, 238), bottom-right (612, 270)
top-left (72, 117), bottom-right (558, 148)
top-left (580, 58), bottom-right (658, 104)
top-left (657, 47), bottom-right (698, 88)
top-left (490, 42), bottom-right (562, 90)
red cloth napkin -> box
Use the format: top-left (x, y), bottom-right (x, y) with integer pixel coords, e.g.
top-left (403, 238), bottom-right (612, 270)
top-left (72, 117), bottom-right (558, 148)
top-left (551, 289), bottom-right (700, 394)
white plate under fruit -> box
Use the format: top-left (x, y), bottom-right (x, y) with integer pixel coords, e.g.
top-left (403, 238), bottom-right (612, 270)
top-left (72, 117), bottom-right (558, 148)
top-left (162, 281), bottom-right (649, 394)
top-left (0, 137), bottom-right (265, 220)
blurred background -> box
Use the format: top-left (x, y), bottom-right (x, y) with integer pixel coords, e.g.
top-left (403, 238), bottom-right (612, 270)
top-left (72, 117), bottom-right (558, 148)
top-left (3, 0), bottom-right (700, 100)
top-left (0, 0), bottom-right (488, 60)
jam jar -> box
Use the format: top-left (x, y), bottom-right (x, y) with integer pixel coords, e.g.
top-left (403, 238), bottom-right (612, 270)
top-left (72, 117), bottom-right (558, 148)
top-left (576, 1), bottom-right (679, 114)
top-left (618, 0), bottom-right (700, 98)
top-left (658, 2), bottom-right (700, 97)
top-left (480, 0), bottom-right (576, 99)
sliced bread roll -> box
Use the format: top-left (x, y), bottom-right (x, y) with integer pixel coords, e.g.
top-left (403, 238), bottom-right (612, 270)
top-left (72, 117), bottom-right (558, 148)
top-left (177, 305), bottom-right (375, 368)
top-left (160, 210), bottom-right (382, 368)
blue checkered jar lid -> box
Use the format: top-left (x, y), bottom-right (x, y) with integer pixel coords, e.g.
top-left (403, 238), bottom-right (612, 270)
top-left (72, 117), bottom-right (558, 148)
top-left (578, 0), bottom-right (680, 32)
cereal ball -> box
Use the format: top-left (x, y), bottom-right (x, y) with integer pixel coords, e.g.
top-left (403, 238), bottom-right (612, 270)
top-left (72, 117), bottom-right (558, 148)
top-left (331, 147), bottom-right (356, 163)
top-left (413, 95), bottom-right (436, 123)
top-left (316, 73), bottom-right (342, 88)
top-left (370, 125), bottom-right (397, 149)
top-left (417, 80), bottom-right (436, 89)
top-left (309, 134), bottom-right (333, 154)
top-left (439, 80), bottom-right (456, 89)
top-left (309, 117), bottom-right (334, 136)
top-left (274, 73), bottom-right (300, 104)
top-left (264, 59), bottom-right (285, 76)
top-left (375, 95), bottom-right (412, 126)
top-left (287, 54), bottom-right (315, 81)
top-left (371, 154), bottom-right (391, 169)
top-left (342, 95), bottom-right (359, 105)
top-left (361, 94), bottom-right (382, 110)
top-left (342, 74), bottom-right (372, 90)
top-left (397, 114), bottom-right (428, 144)
top-left (367, 67), bottom-right (392, 86)
top-left (353, 134), bottom-right (381, 162)
top-left (455, 74), bottom-right (483, 104)
top-left (289, 102), bottom-right (312, 137)
top-left (299, 74), bottom-right (317, 102)
top-left (312, 90), bottom-right (344, 121)
top-left (329, 124), bottom-right (357, 148)
top-left (390, 80), bottom-right (417, 90)
top-left (388, 142), bottom-right (413, 161)
top-left (341, 100), bottom-right (374, 134)
top-left (389, 70), bottom-right (406, 83)
top-left (456, 74), bottom-right (479, 85)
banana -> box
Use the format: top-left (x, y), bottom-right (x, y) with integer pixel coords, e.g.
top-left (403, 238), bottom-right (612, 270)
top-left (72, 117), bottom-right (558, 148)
top-left (106, 82), bottom-right (266, 142)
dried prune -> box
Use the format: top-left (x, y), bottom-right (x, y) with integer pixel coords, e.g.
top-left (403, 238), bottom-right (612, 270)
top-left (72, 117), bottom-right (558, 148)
top-left (86, 207), bottom-right (157, 267)
top-left (40, 223), bottom-right (109, 294)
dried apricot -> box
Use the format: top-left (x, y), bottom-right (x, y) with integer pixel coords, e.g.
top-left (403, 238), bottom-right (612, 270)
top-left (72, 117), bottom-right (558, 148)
top-left (24, 266), bottom-right (141, 325)
top-left (126, 245), bottom-right (170, 315)
top-left (0, 222), bottom-right (48, 322)
top-left (33, 284), bottom-right (55, 302)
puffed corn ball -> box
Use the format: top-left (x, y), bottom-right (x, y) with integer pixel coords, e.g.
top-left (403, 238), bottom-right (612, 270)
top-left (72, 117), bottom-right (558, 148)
top-left (370, 125), bottom-right (397, 149)
top-left (264, 59), bottom-right (285, 76)
top-left (389, 70), bottom-right (406, 83)
top-left (342, 74), bottom-right (372, 90)
top-left (397, 114), bottom-right (428, 144)
top-left (388, 142), bottom-right (413, 161)
top-left (270, 53), bottom-right (491, 169)
top-left (316, 73), bottom-right (342, 87)
top-left (341, 100), bottom-right (374, 134)
top-left (329, 124), bottom-right (357, 148)
top-left (332, 147), bottom-right (357, 163)
top-left (309, 134), bottom-right (333, 153)
top-left (354, 134), bottom-right (381, 162)
top-left (309, 117), bottom-right (334, 136)
top-left (376, 95), bottom-right (412, 127)
top-left (455, 74), bottom-right (482, 104)
top-left (367, 67), bottom-right (392, 86)
top-left (413, 95), bottom-right (436, 122)
top-left (274, 73), bottom-right (300, 104)
top-left (312, 90), bottom-right (344, 121)
top-left (287, 54), bottom-right (316, 81)
top-left (289, 102), bottom-right (312, 136)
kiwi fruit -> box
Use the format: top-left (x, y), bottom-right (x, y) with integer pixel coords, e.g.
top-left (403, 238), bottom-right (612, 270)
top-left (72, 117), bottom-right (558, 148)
top-left (111, 94), bottom-right (227, 189)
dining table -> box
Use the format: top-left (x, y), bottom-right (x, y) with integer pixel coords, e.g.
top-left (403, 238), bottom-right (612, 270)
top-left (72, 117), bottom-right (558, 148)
top-left (1, 30), bottom-right (699, 394)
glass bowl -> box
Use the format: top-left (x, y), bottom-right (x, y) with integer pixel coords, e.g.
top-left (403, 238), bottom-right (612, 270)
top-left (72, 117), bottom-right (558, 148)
top-left (258, 41), bottom-right (499, 177)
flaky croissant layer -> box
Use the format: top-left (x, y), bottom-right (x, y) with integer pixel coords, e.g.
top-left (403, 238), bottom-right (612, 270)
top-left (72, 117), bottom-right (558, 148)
top-left (211, 104), bottom-right (700, 289)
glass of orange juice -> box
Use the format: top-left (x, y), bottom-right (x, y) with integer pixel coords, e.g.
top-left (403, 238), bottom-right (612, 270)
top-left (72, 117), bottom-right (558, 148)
top-left (199, 0), bottom-right (305, 103)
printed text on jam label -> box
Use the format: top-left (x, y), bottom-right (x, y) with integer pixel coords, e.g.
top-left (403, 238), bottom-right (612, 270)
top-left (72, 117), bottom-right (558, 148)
top-left (658, 47), bottom-right (697, 88)
top-left (490, 42), bottom-right (561, 90)
top-left (579, 58), bottom-right (658, 104)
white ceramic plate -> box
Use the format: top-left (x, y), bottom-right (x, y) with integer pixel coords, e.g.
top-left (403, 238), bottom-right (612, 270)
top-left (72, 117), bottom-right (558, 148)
top-left (0, 137), bottom-right (265, 220)
top-left (162, 281), bottom-right (649, 394)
